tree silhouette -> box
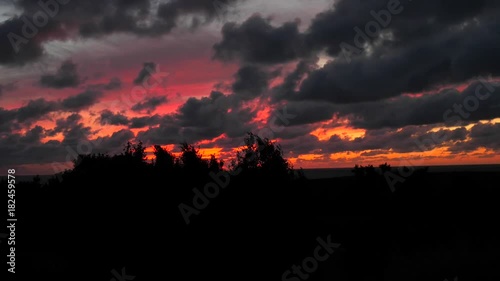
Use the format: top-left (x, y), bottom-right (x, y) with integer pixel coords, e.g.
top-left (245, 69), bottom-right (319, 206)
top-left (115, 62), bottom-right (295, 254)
top-left (179, 142), bottom-right (208, 171)
top-left (235, 132), bottom-right (292, 180)
top-left (153, 145), bottom-right (175, 172)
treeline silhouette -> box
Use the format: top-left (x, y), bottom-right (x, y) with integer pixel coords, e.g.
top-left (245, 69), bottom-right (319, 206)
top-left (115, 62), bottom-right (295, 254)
top-left (6, 132), bottom-right (500, 281)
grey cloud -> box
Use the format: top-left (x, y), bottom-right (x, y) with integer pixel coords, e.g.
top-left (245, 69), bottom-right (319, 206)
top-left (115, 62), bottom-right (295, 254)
top-left (131, 96), bottom-right (168, 113)
top-left (213, 15), bottom-right (307, 64)
top-left (100, 110), bottom-right (129, 126)
top-left (232, 64), bottom-right (274, 101)
top-left (60, 90), bottom-right (103, 111)
top-left (40, 60), bottom-right (80, 89)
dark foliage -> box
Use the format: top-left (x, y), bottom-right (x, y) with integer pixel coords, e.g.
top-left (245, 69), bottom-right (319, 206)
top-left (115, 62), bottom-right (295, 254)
top-left (4, 132), bottom-right (500, 281)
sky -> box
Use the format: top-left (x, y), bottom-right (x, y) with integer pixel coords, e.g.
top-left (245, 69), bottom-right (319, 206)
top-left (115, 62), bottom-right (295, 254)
top-left (1, 0), bottom-right (500, 175)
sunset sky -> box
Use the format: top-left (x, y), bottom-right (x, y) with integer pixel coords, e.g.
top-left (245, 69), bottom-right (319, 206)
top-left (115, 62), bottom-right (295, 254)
top-left (1, 0), bottom-right (500, 175)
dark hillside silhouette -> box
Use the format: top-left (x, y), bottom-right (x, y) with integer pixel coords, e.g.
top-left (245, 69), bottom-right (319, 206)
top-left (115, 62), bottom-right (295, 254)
top-left (5, 132), bottom-right (500, 281)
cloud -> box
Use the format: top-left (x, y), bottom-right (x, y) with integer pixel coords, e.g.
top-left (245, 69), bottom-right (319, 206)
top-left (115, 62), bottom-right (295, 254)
top-left (0, 82), bottom-right (17, 97)
top-left (296, 22), bottom-right (500, 103)
top-left (176, 91), bottom-right (254, 137)
top-left (98, 110), bottom-right (164, 128)
top-left (99, 110), bottom-right (130, 126)
top-left (212, 0), bottom-right (500, 104)
top-left (341, 81), bottom-right (500, 129)
top-left (77, 0), bottom-right (246, 37)
top-left (131, 96), bottom-right (168, 113)
top-left (273, 80), bottom-right (500, 129)
top-left (40, 60), bottom-right (81, 89)
top-left (88, 77), bottom-right (122, 91)
top-left (0, 108), bottom-right (18, 133)
top-left (0, 127), bottom-right (67, 167)
top-left (272, 101), bottom-right (335, 127)
top-left (231, 64), bottom-right (275, 101)
top-left (135, 117), bottom-right (182, 145)
top-left (213, 15), bottom-right (307, 64)
top-left (450, 122), bottom-right (500, 152)
top-left (0, 88), bottom-right (105, 133)
top-left (278, 125), bottom-right (469, 156)
top-left (304, 0), bottom-right (500, 57)
top-left (129, 115), bottom-right (162, 129)
top-left (0, 0), bottom-right (247, 66)
top-left (15, 98), bottom-right (58, 123)
top-left (92, 129), bottom-right (135, 154)
top-left (46, 113), bottom-right (83, 136)
top-left (0, 17), bottom-right (46, 66)
top-left (60, 90), bottom-right (103, 111)
top-left (137, 90), bottom-right (256, 145)
top-left (271, 58), bottom-right (318, 102)
top-left (0, 122), bottom-right (135, 169)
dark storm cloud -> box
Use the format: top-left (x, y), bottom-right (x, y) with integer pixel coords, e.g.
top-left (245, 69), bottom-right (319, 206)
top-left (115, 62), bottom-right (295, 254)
top-left (137, 91), bottom-right (256, 145)
top-left (135, 116), bottom-right (182, 145)
top-left (296, 21), bottom-right (500, 103)
top-left (0, 125), bottom-right (134, 168)
top-left (211, 0), bottom-right (500, 103)
top-left (15, 98), bottom-right (58, 123)
top-left (60, 90), bottom-right (103, 111)
top-left (0, 108), bottom-right (18, 133)
top-left (129, 115), bottom-right (162, 129)
top-left (213, 15), bottom-right (307, 64)
top-left (0, 98), bottom-right (58, 134)
top-left (272, 80), bottom-right (500, 129)
top-left (231, 65), bottom-right (274, 101)
top-left (131, 96), bottom-right (168, 113)
top-left (99, 110), bottom-right (129, 126)
top-left (304, 0), bottom-right (500, 57)
top-left (271, 58), bottom-right (318, 102)
top-left (156, 0), bottom-right (245, 33)
top-left (46, 113), bottom-right (133, 155)
top-left (14, 0), bottom-right (246, 37)
top-left (46, 113), bottom-right (83, 136)
top-left (450, 122), bottom-right (500, 152)
top-left (60, 123), bottom-right (92, 146)
top-left (92, 129), bottom-right (135, 154)
top-left (278, 125), bottom-right (468, 156)
top-left (0, 16), bottom-right (45, 66)
top-left (0, 88), bottom-right (105, 133)
top-left (176, 90), bottom-right (255, 139)
top-left (99, 110), bottom-right (163, 128)
top-left (0, 126), bottom-right (68, 167)
top-left (341, 81), bottom-right (500, 129)
top-left (273, 101), bottom-right (335, 127)
top-left (1, 0), bottom-right (246, 66)
top-left (40, 60), bottom-right (81, 88)
top-left (269, 123), bottom-right (316, 140)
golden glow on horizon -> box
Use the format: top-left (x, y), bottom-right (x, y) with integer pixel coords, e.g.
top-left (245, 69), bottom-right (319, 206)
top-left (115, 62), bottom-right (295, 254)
top-left (310, 126), bottom-right (366, 141)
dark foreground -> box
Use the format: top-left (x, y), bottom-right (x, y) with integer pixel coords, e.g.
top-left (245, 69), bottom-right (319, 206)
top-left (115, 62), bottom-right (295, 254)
top-left (2, 138), bottom-right (499, 281)
top-left (3, 169), bottom-right (499, 281)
